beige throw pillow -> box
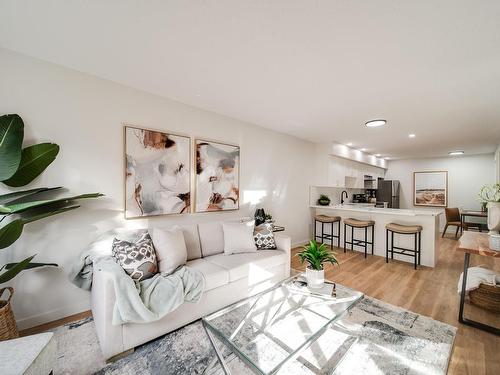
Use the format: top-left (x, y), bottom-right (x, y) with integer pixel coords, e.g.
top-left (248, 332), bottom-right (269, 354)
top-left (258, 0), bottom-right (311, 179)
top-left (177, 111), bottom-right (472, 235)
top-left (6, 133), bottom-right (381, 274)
top-left (222, 220), bottom-right (257, 255)
top-left (152, 227), bottom-right (187, 275)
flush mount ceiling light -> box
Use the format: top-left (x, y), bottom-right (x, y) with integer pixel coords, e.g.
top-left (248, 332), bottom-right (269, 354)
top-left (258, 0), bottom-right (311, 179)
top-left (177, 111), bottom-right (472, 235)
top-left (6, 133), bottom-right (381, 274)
top-left (449, 150), bottom-right (464, 156)
top-left (375, 153), bottom-right (381, 157)
top-left (360, 148), bottom-right (367, 151)
top-left (408, 133), bottom-right (416, 138)
top-left (346, 142), bottom-right (353, 146)
top-left (365, 119), bottom-right (387, 128)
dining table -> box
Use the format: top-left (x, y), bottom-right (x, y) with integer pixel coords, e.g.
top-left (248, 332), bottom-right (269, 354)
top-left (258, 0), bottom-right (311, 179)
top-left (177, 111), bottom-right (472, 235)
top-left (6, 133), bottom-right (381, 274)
top-left (460, 210), bottom-right (487, 235)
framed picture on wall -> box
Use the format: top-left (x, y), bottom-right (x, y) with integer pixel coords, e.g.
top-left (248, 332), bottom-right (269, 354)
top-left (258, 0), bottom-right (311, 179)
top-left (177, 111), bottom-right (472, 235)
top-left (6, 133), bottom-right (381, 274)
top-left (195, 139), bottom-right (240, 212)
top-left (124, 125), bottom-right (191, 218)
top-left (413, 171), bottom-right (448, 207)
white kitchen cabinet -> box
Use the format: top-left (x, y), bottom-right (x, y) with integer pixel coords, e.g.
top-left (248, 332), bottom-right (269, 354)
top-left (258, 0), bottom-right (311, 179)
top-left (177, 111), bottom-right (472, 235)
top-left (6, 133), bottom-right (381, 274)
top-left (325, 155), bottom-right (385, 189)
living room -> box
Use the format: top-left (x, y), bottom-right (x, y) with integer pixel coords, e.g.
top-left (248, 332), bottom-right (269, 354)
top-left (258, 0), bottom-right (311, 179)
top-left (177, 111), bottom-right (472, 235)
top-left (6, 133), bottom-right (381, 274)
top-left (0, 2), bottom-right (499, 374)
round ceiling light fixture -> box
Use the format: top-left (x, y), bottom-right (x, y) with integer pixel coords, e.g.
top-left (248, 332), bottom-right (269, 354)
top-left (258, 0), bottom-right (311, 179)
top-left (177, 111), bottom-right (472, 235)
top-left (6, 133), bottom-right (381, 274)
top-left (365, 119), bottom-right (387, 128)
top-left (448, 150), bottom-right (464, 156)
top-left (408, 133), bottom-right (416, 138)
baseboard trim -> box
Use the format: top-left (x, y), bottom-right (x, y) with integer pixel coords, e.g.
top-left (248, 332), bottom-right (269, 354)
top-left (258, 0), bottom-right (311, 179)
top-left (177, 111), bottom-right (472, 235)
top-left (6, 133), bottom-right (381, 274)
top-left (16, 300), bottom-right (91, 331)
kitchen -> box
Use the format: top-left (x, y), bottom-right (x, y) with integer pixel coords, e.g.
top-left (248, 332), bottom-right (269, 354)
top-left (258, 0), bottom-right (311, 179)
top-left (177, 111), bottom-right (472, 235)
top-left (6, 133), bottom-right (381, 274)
top-left (310, 143), bottom-right (496, 268)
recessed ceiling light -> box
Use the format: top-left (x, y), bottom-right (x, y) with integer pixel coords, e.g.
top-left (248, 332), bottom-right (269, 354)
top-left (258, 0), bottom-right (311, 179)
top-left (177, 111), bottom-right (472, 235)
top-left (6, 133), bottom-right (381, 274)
top-left (375, 153), bottom-right (381, 157)
top-left (346, 142), bottom-right (353, 146)
top-left (365, 119), bottom-right (387, 128)
top-left (408, 133), bottom-right (416, 138)
top-left (449, 150), bottom-right (464, 156)
top-left (360, 148), bottom-right (366, 151)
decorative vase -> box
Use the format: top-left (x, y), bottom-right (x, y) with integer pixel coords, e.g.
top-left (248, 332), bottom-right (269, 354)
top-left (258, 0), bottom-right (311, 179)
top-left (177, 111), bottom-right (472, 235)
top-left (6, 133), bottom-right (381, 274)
top-left (487, 202), bottom-right (500, 235)
top-left (305, 267), bottom-right (325, 289)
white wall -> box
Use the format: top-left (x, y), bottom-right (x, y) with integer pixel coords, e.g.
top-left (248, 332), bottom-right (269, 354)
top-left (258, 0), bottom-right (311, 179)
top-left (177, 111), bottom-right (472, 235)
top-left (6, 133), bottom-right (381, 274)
top-left (0, 48), bottom-right (315, 329)
top-left (495, 144), bottom-right (500, 182)
top-left (385, 154), bottom-right (496, 229)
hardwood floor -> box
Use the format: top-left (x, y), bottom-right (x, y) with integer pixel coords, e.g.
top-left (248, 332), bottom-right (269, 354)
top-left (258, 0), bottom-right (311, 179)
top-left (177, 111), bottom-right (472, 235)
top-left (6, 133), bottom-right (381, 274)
top-left (292, 235), bottom-right (500, 375)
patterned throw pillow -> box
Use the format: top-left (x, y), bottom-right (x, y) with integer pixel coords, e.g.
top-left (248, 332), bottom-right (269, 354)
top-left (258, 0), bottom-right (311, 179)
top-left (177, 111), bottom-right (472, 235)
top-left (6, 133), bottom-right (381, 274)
top-left (112, 232), bottom-right (158, 282)
top-left (254, 222), bottom-right (277, 250)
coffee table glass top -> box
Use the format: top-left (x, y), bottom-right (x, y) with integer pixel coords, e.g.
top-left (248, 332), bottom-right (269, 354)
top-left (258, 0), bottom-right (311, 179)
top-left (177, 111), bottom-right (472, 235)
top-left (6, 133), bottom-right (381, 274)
top-left (202, 275), bottom-right (364, 374)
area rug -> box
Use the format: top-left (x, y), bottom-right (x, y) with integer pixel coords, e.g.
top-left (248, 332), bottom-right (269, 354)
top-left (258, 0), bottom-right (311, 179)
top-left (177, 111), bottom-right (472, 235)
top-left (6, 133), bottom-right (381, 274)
top-left (51, 297), bottom-right (456, 374)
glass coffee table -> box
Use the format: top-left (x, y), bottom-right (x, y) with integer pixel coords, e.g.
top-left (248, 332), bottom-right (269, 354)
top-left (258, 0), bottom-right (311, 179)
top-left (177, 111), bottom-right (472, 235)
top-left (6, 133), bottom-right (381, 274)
top-left (202, 275), bottom-right (364, 374)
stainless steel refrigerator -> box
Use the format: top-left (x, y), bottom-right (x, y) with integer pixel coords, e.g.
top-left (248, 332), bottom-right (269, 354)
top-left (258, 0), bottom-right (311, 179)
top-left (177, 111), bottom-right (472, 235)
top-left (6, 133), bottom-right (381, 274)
top-left (376, 179), bottom-right (400, 208)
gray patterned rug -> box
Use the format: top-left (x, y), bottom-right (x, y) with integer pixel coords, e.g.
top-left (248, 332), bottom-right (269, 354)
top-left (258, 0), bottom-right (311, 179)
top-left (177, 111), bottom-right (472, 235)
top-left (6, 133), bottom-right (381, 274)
top-left (51, 297), bottom-right (456, 374)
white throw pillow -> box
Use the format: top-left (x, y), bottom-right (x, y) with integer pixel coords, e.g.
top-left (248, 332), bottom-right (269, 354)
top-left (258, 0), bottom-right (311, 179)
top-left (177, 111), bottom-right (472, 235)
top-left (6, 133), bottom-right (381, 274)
top-left (222, 221), bottom-right (257, 255)
top-left (152, 226), bottom-right (187, 275)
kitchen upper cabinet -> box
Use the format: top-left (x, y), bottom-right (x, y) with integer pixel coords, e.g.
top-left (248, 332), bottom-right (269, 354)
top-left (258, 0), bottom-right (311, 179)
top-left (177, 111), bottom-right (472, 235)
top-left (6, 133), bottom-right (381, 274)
top-left (324, 155), bottom-right (385, 189)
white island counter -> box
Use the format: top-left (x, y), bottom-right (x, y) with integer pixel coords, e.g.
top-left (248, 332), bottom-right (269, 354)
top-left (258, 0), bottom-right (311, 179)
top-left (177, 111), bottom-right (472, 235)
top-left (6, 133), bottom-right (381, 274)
top-left (311, 204), bottom-right (442, 267)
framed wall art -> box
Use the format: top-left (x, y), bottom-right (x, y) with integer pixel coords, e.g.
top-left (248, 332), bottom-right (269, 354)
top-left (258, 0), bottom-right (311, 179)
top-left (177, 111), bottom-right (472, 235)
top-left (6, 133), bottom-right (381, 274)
top-left (124, 125), bottom-right (190, 218)
top-left (413, 170), bottom-right (448, 207)
top-left (195, 139), bottom-right (240, 212)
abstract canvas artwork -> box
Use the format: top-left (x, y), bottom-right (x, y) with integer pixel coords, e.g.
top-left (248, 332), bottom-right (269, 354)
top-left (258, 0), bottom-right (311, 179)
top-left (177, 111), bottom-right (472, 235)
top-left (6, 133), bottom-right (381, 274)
top-left (124, 125), bottom-right (190, 218)
top-left (414, 171), bottom-right (448, 207)
top-left (195, 140), bottom-right (240, 212)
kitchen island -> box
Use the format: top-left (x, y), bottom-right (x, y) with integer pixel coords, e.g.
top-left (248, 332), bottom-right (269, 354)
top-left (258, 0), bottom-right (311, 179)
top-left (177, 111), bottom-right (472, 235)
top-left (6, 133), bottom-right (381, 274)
top-left (311, 204), bottom-right (442, 267)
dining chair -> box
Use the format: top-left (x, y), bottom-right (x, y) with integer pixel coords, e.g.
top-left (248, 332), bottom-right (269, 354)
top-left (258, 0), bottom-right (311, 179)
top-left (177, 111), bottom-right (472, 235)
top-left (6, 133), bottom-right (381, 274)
top-left (442, 207), bottom-right (464, 238)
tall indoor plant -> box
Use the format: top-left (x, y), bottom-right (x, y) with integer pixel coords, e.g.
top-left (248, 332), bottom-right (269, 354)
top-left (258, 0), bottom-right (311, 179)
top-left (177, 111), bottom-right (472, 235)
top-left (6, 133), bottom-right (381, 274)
top-left (478, 183), bottom-right (500, 234)
top-left (296, 240), bottom-right (338, 288)
top-left (0, 114), bottom-right (102, 339)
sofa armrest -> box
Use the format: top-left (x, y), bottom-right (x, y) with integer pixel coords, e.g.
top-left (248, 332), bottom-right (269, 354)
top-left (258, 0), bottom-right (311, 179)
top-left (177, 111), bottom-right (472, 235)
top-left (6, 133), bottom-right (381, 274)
top-left (274, 233), bottom-right (291, 277)
top-left (91, 266), bottom-right (125, 360)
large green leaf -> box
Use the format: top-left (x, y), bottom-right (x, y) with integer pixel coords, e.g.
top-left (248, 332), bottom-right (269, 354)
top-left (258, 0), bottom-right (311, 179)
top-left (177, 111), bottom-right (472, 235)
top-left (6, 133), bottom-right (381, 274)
top-left (0, 205), bottom-right (80, 249)
top-left (0, 193), bottom-right (103, 214)
top-left (0, 219), bottom-right (23, 249)
top-left (3, 143), bottom-right (60, 187)
top-left (0, 255), bottom-right (35, 284)
top-left (0, 187), bottom-right (62, 205)
top-left (0, 114), bottom-right (24, 181)
top-left (3, 261), bottom-right (57, 270)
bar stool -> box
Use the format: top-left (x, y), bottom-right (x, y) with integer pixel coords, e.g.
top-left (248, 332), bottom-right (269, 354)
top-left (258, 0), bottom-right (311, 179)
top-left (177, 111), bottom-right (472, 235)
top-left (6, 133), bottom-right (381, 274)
top-left (385, 223), bottom-right (422, 270)
top-left (343, 218), bottom-right (375, 258)
top-left (314, 215), bottom-right (341, 248)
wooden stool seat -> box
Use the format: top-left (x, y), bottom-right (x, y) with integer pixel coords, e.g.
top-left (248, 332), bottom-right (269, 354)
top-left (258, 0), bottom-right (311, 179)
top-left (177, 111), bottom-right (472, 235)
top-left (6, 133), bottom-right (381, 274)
top-left (386, 223), bottom-right (422, 234)
top-left (344, 218), bottom-right (375, 228)
top-left (315, 215), bottom-right (341, 223)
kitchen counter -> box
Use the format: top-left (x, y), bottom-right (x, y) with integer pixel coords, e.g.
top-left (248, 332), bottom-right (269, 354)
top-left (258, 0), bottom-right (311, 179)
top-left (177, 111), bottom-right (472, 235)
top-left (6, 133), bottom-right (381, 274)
top-left (311, 204), bottom-right (442, 267)
top-left (310, 204), bottom-right (442, 217)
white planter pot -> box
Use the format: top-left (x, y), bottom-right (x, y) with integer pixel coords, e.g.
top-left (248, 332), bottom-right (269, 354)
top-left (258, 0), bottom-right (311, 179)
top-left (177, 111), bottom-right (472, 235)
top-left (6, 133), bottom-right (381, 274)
top-left (487, 202), bottom-right (500, 234)
top-left (306, 267), bottom-right (324, 289)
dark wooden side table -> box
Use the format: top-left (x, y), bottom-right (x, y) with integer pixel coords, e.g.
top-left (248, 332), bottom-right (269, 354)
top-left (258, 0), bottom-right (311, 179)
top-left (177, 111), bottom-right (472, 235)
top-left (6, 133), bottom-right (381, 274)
top-left (457, 231), bottom-right (500, 336)
top-left (460, 210), bottom-right (487, 235)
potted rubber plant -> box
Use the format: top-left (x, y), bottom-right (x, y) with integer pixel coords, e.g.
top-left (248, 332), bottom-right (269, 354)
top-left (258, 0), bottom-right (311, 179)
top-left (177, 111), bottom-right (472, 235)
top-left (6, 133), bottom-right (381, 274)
top-left (296, 240), bottom-right (338, 288)
top-left (0, 114), bottom-right (102, 340)
top-left (478, 183), bottom-right (500, 234)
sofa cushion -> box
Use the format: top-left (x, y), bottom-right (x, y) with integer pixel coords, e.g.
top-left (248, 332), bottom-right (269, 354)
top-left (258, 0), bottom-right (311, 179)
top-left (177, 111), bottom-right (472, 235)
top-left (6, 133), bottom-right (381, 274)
top-left (176, 224), bottom-right (202, 260)
top-left (112, 232), bottom-right (158, 282)
top-left (203, 250), bottom-right (287, 282)
top-left (198, 222), bottom-right (224, 257)
top-left (186, 259), bottom-right (229, 291)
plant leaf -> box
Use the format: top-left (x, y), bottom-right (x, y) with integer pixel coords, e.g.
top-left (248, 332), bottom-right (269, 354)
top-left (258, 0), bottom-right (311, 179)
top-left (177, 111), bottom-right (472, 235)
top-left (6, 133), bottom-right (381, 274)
top-left (0, 193), bottom-right (103, 214)
top-left (0, 114), bottom-right (24, 181)
top-left (0, 187), bottom-right (62, 205)
top-left (3, 261), bottom-right (57, 270)
top-left (0, 219), bottom-right (23, 249)
top-left (0, 255), bottom-right (35, 284)
top-left (3, 143), bottom-right (60, 187)
top-left (0, 205), bottom-right (80, 249)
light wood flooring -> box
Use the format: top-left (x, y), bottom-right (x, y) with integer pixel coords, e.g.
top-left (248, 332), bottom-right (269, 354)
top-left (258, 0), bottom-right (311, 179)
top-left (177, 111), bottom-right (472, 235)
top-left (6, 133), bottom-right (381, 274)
top-left (21, 235), bottom-right (499, 374)
top-left (292, 235), bottom-right (500, 375)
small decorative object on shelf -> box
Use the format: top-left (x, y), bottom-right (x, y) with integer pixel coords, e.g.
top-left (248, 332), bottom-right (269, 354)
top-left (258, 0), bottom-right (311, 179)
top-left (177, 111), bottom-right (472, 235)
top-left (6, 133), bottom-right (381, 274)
top-left (265, 213), bottom-right (274, 223)
top-left (254, 208), bottom-right (266, 226)
top-left (478, 183), bottom-right (500, 234)
top-left (317, 194), bottom-right (331, 206)
top-left (296, 240), bottom-right (339, 289)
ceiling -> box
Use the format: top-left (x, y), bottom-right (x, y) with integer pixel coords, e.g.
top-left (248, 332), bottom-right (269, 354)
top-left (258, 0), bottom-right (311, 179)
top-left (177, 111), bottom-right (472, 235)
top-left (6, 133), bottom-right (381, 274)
top-left (1, 1), bottom-right (499, 159)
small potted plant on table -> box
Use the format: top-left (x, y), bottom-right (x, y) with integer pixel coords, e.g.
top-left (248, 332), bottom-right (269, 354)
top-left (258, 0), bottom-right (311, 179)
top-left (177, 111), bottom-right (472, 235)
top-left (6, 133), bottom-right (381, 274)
top-left (296, 240), bottom-right (338, 288)
top-left (317, 194), bottom-right (331, 206)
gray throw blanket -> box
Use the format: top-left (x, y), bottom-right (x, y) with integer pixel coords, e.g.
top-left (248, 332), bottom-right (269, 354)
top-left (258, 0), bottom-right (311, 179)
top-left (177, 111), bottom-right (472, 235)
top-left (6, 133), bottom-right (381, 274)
top-left (70, 228), bottom-right (205, 325)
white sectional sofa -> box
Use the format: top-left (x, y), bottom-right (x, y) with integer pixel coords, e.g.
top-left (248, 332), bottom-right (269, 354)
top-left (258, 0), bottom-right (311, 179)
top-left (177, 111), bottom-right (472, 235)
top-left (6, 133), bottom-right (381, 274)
top-left (91, 221), bottom-right (291, 360)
